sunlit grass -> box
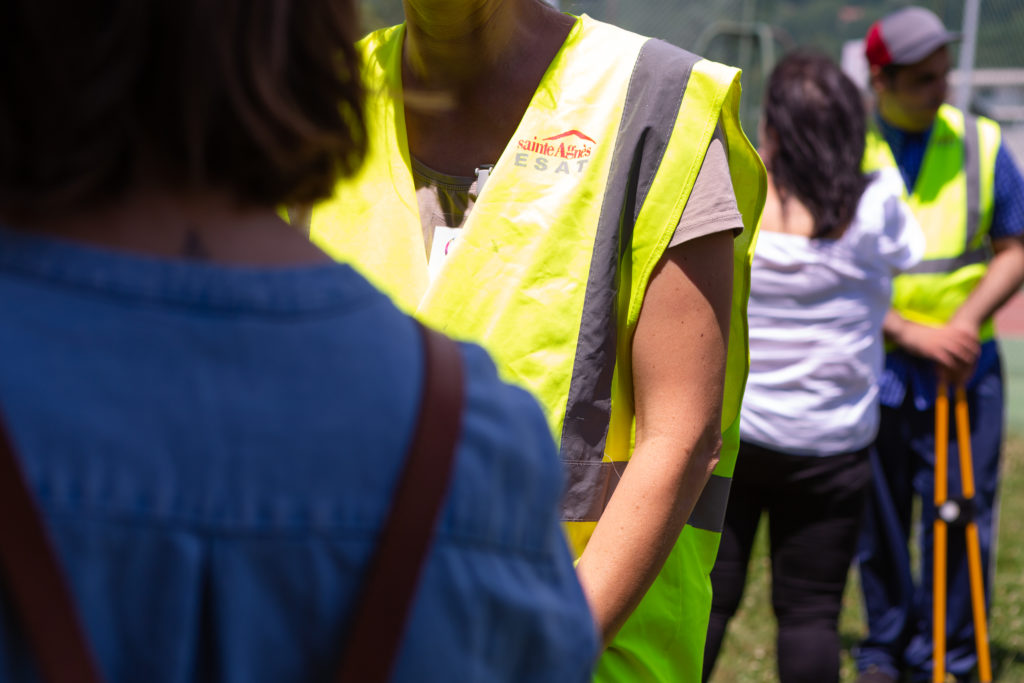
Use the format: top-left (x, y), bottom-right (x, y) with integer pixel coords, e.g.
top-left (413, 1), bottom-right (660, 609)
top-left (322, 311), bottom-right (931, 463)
top-left (709, 436), bottom-right (1024, 682)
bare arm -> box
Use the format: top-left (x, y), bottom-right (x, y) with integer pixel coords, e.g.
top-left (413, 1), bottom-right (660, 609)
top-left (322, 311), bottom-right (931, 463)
top-left (952, 235), bottom-right (1024, 331)
top-left (574, 230), bottom-right (733, 645)
top-left (884, 235), bottom-right (1024, 385)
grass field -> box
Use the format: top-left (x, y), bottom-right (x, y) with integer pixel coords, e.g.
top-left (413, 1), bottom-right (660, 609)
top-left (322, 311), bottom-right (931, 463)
top-left (1004, 339), bottom-right (1024, 436)
top-left (708, 436), bottom-right (1024, 682)
top-left (709, 375), bottom-right (1024, 682)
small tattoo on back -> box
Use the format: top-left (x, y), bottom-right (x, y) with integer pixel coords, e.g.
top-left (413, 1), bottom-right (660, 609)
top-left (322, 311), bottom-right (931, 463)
top-left (182, 227), bottom-right (210, 260)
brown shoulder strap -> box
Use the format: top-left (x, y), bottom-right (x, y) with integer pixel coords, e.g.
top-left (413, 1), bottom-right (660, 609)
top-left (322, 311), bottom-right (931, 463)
top-left (0, 418), bottom-right (104, 683)
top-left (335, 322), bottom-right (465, 682)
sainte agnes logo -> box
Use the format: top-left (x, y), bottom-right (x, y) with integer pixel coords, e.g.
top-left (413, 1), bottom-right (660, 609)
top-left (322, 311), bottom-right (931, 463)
top-left (513, 129), bottom-right (595, 177)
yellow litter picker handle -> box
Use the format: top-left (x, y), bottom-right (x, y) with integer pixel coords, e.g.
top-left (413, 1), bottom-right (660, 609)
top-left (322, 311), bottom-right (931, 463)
top-left (954, 385), bottom-right (992, 683)
top-left (933, 381), bottom-right (993, 683)
top-left (933, 379), bottom-right (949, 683)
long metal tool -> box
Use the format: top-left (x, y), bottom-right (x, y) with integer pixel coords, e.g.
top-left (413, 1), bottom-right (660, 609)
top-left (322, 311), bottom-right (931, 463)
top-left (932, 380), bottom-right (993, 682)
top-left (933, 379), bottom-right (950, 683)
top-left (954, 384), bottom-right (993, 682)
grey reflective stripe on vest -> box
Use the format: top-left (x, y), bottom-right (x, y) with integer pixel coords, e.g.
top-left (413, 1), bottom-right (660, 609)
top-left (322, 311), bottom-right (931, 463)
top-left (687, 474), bottom-right (732, 533)
top-left (561, 461), bottom-right (629, 523)
top-left (965, 115), bottom-right (981, 249)
top-left (904, 245), bottom-right (991, 274)
top-left (559, 39), bottom-right (699, 522)
top-left (908, 115), bottom-right (989, 275)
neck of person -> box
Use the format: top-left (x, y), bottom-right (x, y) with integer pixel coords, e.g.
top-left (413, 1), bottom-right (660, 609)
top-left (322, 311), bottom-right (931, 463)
top-left (402, 0), bottom-right (566, 88)
top-left (400, 0), bottom-right (575, 175)
top-left (10, 187), bottom-right (328, 267)
top-left (876, 100), bottom-right (934, 135)
top-left (761, 173), bottom-right (818, 237)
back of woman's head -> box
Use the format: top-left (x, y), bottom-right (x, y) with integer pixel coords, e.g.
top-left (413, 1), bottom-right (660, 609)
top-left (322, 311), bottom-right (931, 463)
top-left (763, 51), bottom-right (870, 238)
top-left (0, 0), bottom-right (366, 220)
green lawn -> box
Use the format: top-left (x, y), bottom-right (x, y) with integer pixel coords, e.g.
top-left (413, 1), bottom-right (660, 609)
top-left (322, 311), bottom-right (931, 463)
top-left (1003, 338), bottom-right (1024, 436)
top-left (709, 434), bottom-right (1024, 682)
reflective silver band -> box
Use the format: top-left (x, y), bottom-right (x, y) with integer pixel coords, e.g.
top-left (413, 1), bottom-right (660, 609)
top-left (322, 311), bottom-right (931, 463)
top-left (904, 246), bottom-right (991, 275)
top-left (965, 115), bottom-right (981, 249)
top-left (562, 464), bottom-right (734, 534)
top-left (687, 474), bottom-right (733, 533)
top-left (561, 460), bottom-right (629, 522)
top-left (559, 40), bottom-right (701, 520)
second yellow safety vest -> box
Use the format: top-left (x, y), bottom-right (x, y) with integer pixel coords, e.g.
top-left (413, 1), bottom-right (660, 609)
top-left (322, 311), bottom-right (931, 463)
top-left (864, 104), bottom-right (1000, 340)
top-left (312, 14), bottom-right (766, 682)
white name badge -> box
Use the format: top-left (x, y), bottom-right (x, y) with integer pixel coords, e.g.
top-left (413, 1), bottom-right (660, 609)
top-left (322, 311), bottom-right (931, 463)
top-left (428, 225), bottom-right (461, 282)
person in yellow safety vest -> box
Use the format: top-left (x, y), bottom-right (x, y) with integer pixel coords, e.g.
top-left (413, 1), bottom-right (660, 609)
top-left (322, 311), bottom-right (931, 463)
top-left (309, 1), bottom-right (766, 680)
top-left (855, 7), bottom-right (1024, 683)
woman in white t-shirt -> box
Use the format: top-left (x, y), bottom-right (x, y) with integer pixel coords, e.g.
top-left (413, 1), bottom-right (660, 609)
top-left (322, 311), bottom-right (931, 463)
top-left (702, 52), bottom-right (923, 683)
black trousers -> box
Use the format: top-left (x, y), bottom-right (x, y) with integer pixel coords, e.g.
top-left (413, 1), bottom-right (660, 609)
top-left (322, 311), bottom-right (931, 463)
top-left (703, 440), bottom-right (871, 683)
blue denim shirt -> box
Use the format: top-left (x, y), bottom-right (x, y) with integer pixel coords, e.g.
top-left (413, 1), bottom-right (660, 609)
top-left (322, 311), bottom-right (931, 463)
top-left (875, 115), bottom-right (1024, 409)
top-left (0, 228), bottom-right (598, 682)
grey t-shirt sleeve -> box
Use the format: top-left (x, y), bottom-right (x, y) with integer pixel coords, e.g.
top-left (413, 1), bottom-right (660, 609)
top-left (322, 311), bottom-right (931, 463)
top-left (668, 136), bottom-right (744, 248)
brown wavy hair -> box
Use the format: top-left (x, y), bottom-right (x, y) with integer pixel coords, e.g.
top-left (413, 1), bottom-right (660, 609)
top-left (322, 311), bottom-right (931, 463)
top-left (763, 51), bottom-right (871, 239)
top-left (0, 0), bottom-right (366, 218)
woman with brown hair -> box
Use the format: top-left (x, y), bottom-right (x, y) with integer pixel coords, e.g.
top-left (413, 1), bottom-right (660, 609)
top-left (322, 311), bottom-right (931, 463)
top-left (702, 52), bottom-right (923, 683)
top-left (0, 1), bottom-right (597, 680)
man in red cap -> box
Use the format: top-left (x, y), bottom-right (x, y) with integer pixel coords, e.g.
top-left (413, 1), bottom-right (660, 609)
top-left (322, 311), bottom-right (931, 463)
top-left (856, 6), bottom-right (1024, 683)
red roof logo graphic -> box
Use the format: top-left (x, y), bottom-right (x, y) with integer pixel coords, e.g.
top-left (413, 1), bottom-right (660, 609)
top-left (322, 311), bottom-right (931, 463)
top-left (542, 129), bottom-right (596, 143)
top-left (515, 129), bottom-right (596, 169)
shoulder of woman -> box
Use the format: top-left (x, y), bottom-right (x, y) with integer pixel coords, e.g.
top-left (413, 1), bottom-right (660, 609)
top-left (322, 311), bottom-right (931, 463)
top-left (850, 170), bottom-right (923, 270)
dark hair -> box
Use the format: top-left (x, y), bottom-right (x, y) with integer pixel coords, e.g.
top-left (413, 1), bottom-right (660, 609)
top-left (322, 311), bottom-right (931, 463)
top-left (0, 0), bottom-right (366, 219)
top-left (763, 51), bottom-right (870, 238)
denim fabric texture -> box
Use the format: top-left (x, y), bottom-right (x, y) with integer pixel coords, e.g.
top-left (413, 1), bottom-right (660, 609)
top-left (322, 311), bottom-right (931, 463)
top-left (0, 228), bottom-right (598, 683)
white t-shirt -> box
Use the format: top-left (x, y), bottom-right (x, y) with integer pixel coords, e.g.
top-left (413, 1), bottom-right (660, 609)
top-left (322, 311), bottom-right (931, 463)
top-left (740, 168), bottom-right (924, 455)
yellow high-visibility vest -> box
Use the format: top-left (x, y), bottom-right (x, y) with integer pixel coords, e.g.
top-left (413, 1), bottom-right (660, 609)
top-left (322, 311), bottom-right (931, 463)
top-left (864, 104), bottom-right (1000, 340)
top-left (312, 15), bottom-right (765, 681)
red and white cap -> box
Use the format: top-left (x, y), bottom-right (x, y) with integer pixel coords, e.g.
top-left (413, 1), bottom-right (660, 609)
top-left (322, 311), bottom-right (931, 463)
top-left (864, 6), bottom-right (960, 68)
